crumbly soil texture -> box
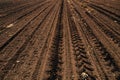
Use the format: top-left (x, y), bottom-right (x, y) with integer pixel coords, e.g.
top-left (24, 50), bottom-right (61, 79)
top-left (0, 0), bottom-right (120, 80)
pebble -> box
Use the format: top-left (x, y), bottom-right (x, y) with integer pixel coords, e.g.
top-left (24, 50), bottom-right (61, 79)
top-left (16, 61), bottom-right (20, 63)
top-left (72, 75), bottom-right (75, 79)
top-left (81, 72), bottom-right (89, 79)
top-left (114, 20), bottom-right (117, 23)
top-left (6, 23), bottom-right (14, 28)
top-left (9, 35), bottom-right (12, 37)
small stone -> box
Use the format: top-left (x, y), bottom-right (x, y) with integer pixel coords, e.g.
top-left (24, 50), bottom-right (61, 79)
top-left (9, 35), bottom-right (12, 37)
top-left (114, 20), bottom-right (117, 23)
top-left (81, 72), bottom-right (89, 79)
top-left (16, 61), bottom-right (20, 63)
top-left (72, 75), bottom-right (75, 79)
top-left (6, 23), bottom-right (14, 28)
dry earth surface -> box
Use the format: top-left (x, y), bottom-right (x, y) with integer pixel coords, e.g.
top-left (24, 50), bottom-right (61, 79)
top-left (0, 0), bottom-right (120, 80)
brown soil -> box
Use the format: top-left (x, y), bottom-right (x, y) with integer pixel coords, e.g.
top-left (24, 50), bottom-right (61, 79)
top-left (0, 0), bottom-right (120, 80)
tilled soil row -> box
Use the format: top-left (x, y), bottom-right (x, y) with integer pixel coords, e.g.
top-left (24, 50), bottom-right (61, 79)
top-left (0, 0), bottom-right (120, 80)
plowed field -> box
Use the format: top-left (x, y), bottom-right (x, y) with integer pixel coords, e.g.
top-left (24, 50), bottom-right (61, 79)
top-left (0, 0), bottom-right (120, 80)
